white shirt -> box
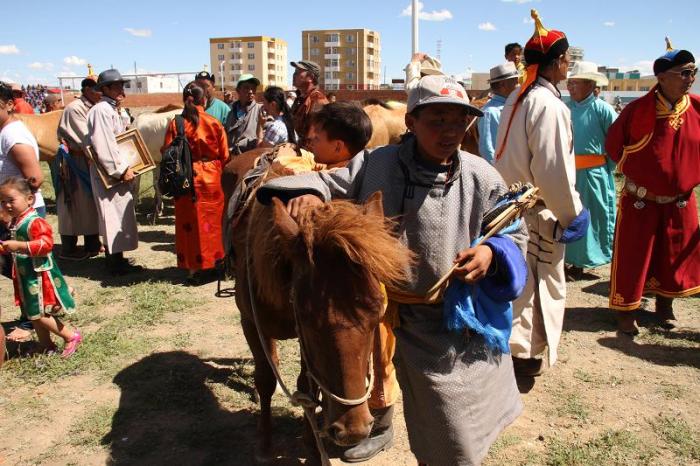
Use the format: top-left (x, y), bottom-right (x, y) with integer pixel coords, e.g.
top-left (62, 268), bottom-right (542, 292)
top-left (0, 120), bottom-right (45, 209)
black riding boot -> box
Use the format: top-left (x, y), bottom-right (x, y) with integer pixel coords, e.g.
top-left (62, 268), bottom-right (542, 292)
top-left (340, 405), bottom-right (394, 463)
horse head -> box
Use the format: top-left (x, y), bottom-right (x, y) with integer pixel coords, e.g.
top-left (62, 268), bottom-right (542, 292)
top-left (269, 192), bottom-right (412, 446)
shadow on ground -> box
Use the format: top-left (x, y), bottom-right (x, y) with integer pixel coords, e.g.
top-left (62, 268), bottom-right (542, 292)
top-left (597, 335), bottom-right (700, 370)
top-left (103, 351), bottom-right (307, 465)
top-left (562, 306), bottom-right (617, 333)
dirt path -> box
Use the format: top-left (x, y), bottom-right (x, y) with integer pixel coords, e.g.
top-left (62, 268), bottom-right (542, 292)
top-left (1, 192), bottom-right (698, 466)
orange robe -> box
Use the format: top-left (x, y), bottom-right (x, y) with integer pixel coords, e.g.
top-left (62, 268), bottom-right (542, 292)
top-left (162, 107), bottom-right (229, 270)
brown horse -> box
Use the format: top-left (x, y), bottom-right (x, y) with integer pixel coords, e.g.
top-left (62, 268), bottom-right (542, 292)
top-left (230, 161), bottom-right (411, 462)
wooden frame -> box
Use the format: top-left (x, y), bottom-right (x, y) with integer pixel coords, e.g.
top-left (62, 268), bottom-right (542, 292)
top-left (86, 128), bottom-right (156, 189)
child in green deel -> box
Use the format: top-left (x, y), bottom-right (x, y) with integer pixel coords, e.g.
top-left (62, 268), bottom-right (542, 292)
top-left (0, 177), bottom-right (81, 358)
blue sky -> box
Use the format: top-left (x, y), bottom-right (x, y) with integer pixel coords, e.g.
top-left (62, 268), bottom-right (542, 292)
top-left (2, 0), bottom-right (698, 86)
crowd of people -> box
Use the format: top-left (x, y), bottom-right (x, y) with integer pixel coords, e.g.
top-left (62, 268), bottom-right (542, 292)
top-left (0, 8), bottom-right (698, 465)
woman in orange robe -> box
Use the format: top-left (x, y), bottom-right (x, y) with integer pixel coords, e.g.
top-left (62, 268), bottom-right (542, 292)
top-left (162, 82), bottom-right (229, 283)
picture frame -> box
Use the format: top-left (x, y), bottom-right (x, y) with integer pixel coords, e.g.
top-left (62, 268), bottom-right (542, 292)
top-left (86, 128), bottom-right (156, 190)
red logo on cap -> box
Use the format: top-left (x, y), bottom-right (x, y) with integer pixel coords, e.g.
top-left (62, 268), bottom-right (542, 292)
top-left (440, 87), bottom-right (464, 98)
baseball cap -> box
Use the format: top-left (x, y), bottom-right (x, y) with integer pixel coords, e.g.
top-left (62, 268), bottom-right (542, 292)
top-left (407, 75), bottom-right (483, 116)
top-left (290, 60), bottom-right (321, 79)
top-left (195, 70), bottom-right (215, 83)
top-left (236, 73), bottom-right (260, 88)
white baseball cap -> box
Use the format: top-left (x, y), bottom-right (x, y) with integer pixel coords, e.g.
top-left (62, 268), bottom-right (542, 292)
top-left (407, 75), bottom-right (483, 116)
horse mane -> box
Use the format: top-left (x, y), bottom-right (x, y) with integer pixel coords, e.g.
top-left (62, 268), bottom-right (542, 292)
top-left (154, 103), bottom-right (183, 113)
top-left (249, 198), bottom-right (412, 310)
top-left (361, 98), bottom-right (392, 110)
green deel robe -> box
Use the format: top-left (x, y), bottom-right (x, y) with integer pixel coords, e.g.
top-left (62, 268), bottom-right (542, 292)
top-left (566, 93), bottom-right (618, 268)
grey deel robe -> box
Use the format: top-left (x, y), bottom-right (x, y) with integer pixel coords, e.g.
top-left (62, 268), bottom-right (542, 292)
top-left (257, 139), bottom-right (527, 466)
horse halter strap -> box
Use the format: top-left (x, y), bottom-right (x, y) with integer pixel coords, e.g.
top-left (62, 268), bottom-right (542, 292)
top-left (289, 286), bottom-right (375, 407)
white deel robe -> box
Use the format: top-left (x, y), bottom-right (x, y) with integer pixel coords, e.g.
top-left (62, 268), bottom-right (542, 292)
top-left (86, 97), bottom-right (138, 253)
top-left (494, 77), bottom-right (583, 366)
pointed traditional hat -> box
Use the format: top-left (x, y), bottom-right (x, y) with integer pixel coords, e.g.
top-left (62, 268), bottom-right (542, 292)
top-left (653, 37), bottom-right (695, 75)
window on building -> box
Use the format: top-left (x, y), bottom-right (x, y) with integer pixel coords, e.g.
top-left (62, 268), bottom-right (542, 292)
top-left (125, 82), bottom-right (131, 89)
top-left (232, 74), bottom-right (240, 81)
top-left (234, 41), bottom-right (241, 48)
top-left (333, 71), bottom-right (340, 79)
top-left (346, 72), bottom-right (354, 80)
top-left (218, 54), bottom-right (224, 60)
top-left (233, 64), bottom-right (242, 70)
top-left (346, 48), bottom-right (356, 56)
top-left (217, 43), bottom-right (224, 49)
top-left (248, 42), bottom-right (255, 48)
top-left (325, 59), bottom-right (338, 67)
top-left (248, 53), bottom-right (255, 59)
top-left (347, 35), bottom-right (354, 43)
top-left (325, 33), bottom-right (339, 42)
top-left (311, 35), bottom-right (319, 43)
top-left (346, 60), bottom-right (355, 68)
top-left (311, 48), bottom-right (320, 56)
top-left (137, 81), bottom-right (142, 89)
top-left (160, 82), bottom-right (163, 89)
top-left (347, 84), bottom-right (354, 90)
top-left (325, 71), bottom-right (332, 80)
top-left (248, 64), bottom-right (255, 71)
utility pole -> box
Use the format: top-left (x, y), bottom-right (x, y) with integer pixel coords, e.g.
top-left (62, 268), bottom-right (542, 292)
top-left (412, 0), bottom-right (419, 55)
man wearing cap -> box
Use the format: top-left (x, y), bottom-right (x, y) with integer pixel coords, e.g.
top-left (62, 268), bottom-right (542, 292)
top-left (194, 71), bottom-right (230, 125)
top-left (605, 39), bottom-right (700, 335)
top-left (256, 74), bottom-right (526, 466)
top-left (87, 69), bottom-right (142, 275)
top-left (223, 74), bottom-right (262, 155)
top-left (290, 60), bottom-right (328, 148)
top-left (55, 78), bottom-right (103, 260)
top-left (495, 9), bottom-right (589, 377)
top-left (565, 62), bottom-right (618, 279)
top-left (43, 94), bottom-right (64, 113)
top-left (478, 62), bottom-right (519, 164)
top-left (10, 84), bottom-right (34, 115)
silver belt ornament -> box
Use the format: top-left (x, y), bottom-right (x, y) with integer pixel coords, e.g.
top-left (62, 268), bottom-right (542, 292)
top-left (625, 180), bottom-right (688, 209)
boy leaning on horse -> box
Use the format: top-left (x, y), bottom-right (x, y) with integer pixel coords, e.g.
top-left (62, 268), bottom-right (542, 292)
top-left (255, 74), bottom-right (529, 466)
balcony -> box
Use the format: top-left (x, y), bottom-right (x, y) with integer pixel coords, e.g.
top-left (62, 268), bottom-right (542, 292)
top-left (324, 40), bottom-right (340, 47)
top-left (268, 53), bottom-right (276, 62)
top-left (324, 53), bottom-right (341, 60)
top-left (324, 78), bottom-right (340, 85)
top-left (230, 58), bottom-right (243, 64)
top-left (325, 65), bottom-right (340, 72)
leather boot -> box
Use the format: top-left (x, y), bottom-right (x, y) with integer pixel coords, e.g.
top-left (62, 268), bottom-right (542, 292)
top-left (655, 296), bottom-right (676, 329)
top-left (616, 311), bottom-right (639, 336)
top-left (340, 406), bottom-right (394, 463)
top-left (512, 357), bottom-right (544, 377)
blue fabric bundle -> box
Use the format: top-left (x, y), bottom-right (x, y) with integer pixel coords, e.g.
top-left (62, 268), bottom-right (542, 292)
top-left (51, 144), bottom-right (93, 196)
top-left (443, 221), bottom-right (527, 354)
top-left (556, 207), bottom-right (590, 244)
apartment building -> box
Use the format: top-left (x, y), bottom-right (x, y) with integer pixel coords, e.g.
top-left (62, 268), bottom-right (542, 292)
top-left (301, 29), bottom-right (381, 91)
top-left (209, 36), bottom-right (288, 90)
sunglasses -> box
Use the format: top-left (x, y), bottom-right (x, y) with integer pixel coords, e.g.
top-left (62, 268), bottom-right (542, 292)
top-left (667, 67), bottom-right (698, 78)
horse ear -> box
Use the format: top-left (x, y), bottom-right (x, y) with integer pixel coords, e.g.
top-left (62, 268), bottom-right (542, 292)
top-left (271, 197), bottom-right (300, 242)
top-left (363, 191), bottom-right (384, 219)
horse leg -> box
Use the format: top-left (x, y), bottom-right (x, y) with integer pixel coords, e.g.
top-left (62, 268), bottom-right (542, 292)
top-left (150, 168), bottom-right (163, 225)
top-left (240, 316), bottom-right (278, 464)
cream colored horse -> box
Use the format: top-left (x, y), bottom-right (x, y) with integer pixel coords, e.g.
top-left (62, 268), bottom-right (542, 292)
top-left (15, 111), bottom-right (63, 161)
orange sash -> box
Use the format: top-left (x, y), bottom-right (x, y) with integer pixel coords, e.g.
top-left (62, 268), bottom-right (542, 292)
top-left (575, 154), bottom-right (607, 170)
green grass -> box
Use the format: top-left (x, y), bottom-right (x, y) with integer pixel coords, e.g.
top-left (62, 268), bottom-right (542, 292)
top-left (68, 404), bottom-right (116, 448)
top-left (546, 429), bottom-right (655, 466)
top-left (1, 281), bottom-right (195, 385)
top-left (657, 383), bottom-right (688, 401)
top-left (651, 415), bottom-right (700, 460)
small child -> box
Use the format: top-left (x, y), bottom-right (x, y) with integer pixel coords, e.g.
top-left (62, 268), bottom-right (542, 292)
top-left (0, 177), bottom-right (81, 358)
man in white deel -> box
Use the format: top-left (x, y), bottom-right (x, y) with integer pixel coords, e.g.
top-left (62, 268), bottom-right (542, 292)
top-left (494, 10), bottom-right (589, 378)
top-left (87, 69), bottom-right (142, 275)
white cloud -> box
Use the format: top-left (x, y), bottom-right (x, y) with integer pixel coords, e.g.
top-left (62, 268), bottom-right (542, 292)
top-left (0, 44), bottom-right (20, 55)
top-left (478, 22), bottom-right (497, 31)
top-left (523, 16), bottom-right (534, 24)
top-left (124, 27), bottom-right (152, 37)
top-left (28, 62), bottom-right (54, 71)
top-left (56, 70), bottom-right (78, 78)
top-left (64, 55), bottom-right (87, 66)
top-left (502, 0), bottom-right (535, 3)
top-left (603, 21), bottom-right (615, 27)
top-left (401, 2), bottom-right (453, 22)
top-left (618, 60), bottom-right (654, 76)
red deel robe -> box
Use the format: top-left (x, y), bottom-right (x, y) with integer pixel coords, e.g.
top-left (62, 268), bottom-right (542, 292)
top-left (605, 88), bottom-right (700, 310)
top-left (162, 107), bottom-right (229, 271)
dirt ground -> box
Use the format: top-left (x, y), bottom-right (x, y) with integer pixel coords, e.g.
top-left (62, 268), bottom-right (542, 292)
top-left (0, 174), bottom-right (698, 466)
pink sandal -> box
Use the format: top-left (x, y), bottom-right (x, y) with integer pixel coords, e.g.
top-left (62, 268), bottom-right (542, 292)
top-left (61, 331), bottom-right (82, 358)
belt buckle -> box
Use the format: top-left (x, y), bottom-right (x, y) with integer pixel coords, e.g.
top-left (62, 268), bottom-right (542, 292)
top-left (677, 199), bottom-right (688, 208)
top-left (633, 199), bottom-right (646, 209)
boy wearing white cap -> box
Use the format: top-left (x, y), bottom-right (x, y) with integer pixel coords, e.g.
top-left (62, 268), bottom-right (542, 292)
top-left (257, 74), bottom-right (526, 465)
top-left (565, 61), bottom-right (618, 279)
top-left (478, 62), bottom-right (520, 163)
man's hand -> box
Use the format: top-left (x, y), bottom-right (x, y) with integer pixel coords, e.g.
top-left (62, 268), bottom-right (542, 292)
top-left (121, 167), bottom-right (135, 182)
top-left (411, 52), bottom-right (427, 63)
top-left (452, 245), bottom-right (493, 283)
top-left (286, 194), bottom-right (323, 221)
top-left (0, 240), bottom-right (23, 254)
